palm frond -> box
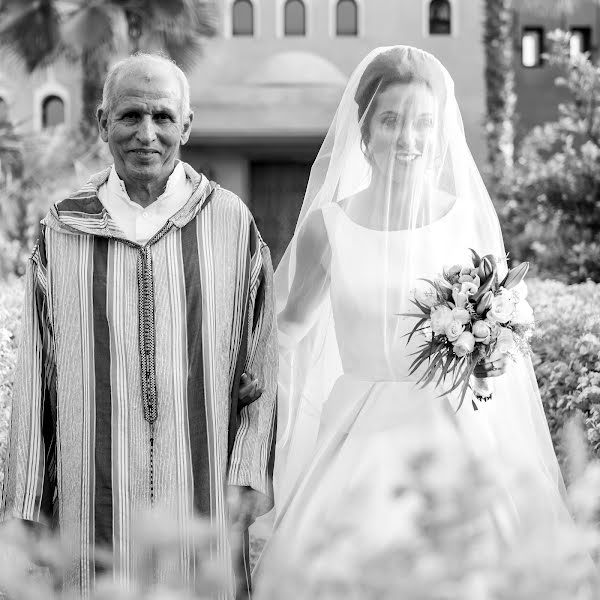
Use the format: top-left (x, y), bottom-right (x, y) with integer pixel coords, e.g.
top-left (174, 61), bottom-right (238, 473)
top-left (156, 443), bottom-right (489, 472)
top-left (60, 3), bottom-right (120, 55)
top-left (0, 0), bottom-right (62, 71)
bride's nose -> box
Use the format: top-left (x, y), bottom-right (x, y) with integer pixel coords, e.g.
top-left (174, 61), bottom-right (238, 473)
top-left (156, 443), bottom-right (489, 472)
top-left (394, 120), bottom-right (417, 150)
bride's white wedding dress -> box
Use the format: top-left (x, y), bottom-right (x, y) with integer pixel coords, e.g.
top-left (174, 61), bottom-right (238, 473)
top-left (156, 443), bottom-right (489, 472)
top-left (267, 199), bottom-right (571, 560)
top-left (258, 47), bottom-right (582, 592)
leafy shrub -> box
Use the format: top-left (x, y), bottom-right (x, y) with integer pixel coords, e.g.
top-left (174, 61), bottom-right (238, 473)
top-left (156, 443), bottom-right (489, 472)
top-left (256, 423), bottom-right (599, 600)
top-left (498, 31), bottom-right (600, 283)
top-left (0, 276), bottom-right (23, 496)
top-left (1, 276), bottom-right (600, 597)
top-left (528, 278), bottom-right (600, 463)
top-left (0, 129), bottom-right (112, 278)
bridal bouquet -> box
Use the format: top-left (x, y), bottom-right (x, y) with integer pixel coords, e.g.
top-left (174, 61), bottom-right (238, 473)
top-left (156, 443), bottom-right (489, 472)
top-left (403, 250), bottom-right (534, 410)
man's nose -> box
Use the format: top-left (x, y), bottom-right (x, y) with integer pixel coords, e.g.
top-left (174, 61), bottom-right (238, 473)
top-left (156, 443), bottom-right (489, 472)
top-left (136, 115), bottom-right (157, 144)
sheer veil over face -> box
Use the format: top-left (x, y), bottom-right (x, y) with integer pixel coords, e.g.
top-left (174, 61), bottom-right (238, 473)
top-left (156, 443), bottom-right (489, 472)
top-left (272, 46), bottom-right (566, 521)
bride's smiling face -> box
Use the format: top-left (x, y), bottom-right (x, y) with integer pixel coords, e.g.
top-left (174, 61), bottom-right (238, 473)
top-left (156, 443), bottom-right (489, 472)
top-left (366, 81), bottom-right (436, 181)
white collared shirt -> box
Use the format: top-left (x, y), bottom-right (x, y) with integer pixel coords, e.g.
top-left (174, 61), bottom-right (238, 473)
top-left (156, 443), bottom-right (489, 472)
top-left (97, 162), bottom-right (194, 245)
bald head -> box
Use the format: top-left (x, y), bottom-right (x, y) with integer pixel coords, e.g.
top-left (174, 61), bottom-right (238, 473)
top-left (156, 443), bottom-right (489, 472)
top-left (99, 53), bottom-right (191, 119)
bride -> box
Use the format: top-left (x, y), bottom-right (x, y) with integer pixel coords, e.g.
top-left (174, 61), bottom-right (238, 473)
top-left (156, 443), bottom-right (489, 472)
top-left (256, 46), bottom-right (574, 586)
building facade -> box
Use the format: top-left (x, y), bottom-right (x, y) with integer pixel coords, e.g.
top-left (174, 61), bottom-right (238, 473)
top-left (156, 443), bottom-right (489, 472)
top-left (514, 0), bottom-right (599, 138)
top-left (8, 1), bottom-right (591, 265)
top-left (182, 0), bottom-right (486, 264)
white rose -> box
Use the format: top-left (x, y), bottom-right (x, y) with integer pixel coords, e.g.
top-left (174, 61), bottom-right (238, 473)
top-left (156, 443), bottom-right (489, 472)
top-left (487, 291), bottom-right (516, 324)
top-left (511, 299), bottom-right (535, 326)
top-left (451, 307), bottom-right (471, 325)
top-left (430, 305), bottom-right (453, 335)
top-left (445, 319), bottom-right (465, 342)
top-left (453, 331), bottom-right (476, 357)
top-left (472, 320), bottom-right (491, 345)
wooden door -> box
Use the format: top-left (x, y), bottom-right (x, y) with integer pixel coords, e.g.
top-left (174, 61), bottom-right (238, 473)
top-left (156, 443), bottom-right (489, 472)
top-left (250, 161), bottom-right (311, 268)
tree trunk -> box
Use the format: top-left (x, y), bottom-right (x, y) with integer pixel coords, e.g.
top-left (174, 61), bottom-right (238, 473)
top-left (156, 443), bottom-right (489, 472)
top-left (484, 0), bottom-right (516, 194)
top-left (80, 50), bottom-right (109, 141)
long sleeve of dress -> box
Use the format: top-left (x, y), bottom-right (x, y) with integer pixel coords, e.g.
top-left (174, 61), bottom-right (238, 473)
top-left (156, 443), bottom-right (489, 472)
top-left (227, 222), bottom-right (278, 518)
top-left (1, 233), bottom-right (58, 527)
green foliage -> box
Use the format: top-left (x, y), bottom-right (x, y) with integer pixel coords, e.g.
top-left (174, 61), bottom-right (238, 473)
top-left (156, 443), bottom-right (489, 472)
top-left (499, 31), bottom-right (600, 282)
top-left (0, 129), bottom-right (113, 278)
top-left (528, 278), bottom-right (600, 462)
top-left (0, 0), bottom-right (217, 136)
top-left (1, 275), bottom-right (600, 596)
top-left (484, 0), bottom-right (516, 191)
top-left (0, 276), bottom-right (23, 495)
top-left (0, 510), bottom-right (228, 598)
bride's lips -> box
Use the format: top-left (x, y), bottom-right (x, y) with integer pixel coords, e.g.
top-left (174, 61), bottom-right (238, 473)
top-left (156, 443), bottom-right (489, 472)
top-left (394, 151), bottom-right (421, 163)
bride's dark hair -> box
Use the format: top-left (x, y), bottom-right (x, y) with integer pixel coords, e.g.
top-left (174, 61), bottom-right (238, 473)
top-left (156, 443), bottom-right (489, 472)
top-left (354, 47), bottom-right (439, 148)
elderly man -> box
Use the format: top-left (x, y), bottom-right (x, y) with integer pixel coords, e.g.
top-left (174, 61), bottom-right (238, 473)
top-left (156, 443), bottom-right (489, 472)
top-left (1, 54), bottom-right (277, 598)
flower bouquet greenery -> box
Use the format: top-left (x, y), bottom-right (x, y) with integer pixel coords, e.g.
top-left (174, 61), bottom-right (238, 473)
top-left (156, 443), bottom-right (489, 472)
top-left (403, 249), bottom-right (534, 410)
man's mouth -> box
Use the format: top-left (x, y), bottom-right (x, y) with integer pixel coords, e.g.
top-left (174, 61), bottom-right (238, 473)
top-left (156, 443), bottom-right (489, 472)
top-left (130, 149), bottom-right (159, 156)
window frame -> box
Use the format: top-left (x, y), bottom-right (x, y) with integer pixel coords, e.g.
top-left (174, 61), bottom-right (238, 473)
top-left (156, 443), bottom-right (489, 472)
top-left (428, 0), bottom-right (452, 36)
top-left (422, 0), bottom-right (457, 38)
top-left (278, 0), bottom-right (308, 37)
top-left (231, 0), bottom-right (255, 37)
top-left (521, 26), bottom-right (545, 69)
top-left (569, 26), bottom-right (592, 58)
top-left (224, 0), bottom-right (261, 38)
top-left (33, 82), bottom-right (70, 132)
top-left (334, 0), bottom-right (359, 37)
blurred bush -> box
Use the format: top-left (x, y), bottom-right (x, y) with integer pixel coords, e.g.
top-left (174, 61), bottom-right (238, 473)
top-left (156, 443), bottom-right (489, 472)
top-left (0, 276), bottom-right (23, 496)
top-left (0, 509), bottom-right (228, 599)
top-left (0, 128), bottom-right (112, 278)
top-left (528, 278), bottom-right (600, 467)
top-left (498, 31), bottom-right (600, 283)
top-left (256, 420), bottom-right (599, 600)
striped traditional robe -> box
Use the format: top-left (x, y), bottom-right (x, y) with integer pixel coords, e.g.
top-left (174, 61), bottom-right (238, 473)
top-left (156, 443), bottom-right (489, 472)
top-left (0, 164), bottom-right (277, 599)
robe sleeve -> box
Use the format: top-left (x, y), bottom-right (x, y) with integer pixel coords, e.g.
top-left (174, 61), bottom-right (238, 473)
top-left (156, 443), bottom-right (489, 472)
top-left (227, 222), bottom-right (278, 518)
top-left (1, 231), bottom-right (58, 528)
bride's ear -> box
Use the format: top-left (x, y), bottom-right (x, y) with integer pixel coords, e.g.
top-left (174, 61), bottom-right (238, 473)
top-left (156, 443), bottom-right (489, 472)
top-left (360, 138), bottom-right (374, 165)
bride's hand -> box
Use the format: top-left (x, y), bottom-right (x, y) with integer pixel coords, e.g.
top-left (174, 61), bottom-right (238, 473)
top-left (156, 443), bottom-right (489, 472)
top-left (473, 356), bottom-right (508, 378)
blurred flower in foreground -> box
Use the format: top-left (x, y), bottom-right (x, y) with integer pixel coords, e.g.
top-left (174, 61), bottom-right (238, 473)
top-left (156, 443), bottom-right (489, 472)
top-left (256, 422), bottom-right (599, 600)
top-left (0, 509), bottom-right (229, 599)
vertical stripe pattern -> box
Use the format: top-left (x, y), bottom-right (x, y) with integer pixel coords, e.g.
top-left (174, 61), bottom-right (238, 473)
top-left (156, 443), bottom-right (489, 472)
top-left (0, 170), bottom-right (277, 600)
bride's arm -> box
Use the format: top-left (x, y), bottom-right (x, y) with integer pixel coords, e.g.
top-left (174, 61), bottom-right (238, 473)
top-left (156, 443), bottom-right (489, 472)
top-left (278, 209), bottom-right (332, 348)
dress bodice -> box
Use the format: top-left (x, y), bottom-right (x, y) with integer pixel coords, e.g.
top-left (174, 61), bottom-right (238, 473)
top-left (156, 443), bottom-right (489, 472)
top-left (322, 201), bottom-right (469, 381)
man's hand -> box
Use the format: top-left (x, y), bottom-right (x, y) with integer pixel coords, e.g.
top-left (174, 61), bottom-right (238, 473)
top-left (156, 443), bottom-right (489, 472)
top-left (239, 372), bottom-right (263, 404)
top-left (473, 356), bottom-right (508, 379)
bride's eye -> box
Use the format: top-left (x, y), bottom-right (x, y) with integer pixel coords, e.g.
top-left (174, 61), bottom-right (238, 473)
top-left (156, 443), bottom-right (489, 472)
top-left (415, 117), bottom-right (434, 131)
top-left (381, 115), bottom-right (399, 129)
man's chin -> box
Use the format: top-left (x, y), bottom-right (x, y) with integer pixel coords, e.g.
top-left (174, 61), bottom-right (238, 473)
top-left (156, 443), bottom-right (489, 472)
top-left (121, 162), bottom-right (167, 185)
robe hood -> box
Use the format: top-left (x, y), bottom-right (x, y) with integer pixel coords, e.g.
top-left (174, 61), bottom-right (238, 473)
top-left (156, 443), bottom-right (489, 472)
top-left (42, 162), bottom-right (214, 242)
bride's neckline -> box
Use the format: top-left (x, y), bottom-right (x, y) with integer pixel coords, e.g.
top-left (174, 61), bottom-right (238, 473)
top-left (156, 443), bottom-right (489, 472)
top-left (333, 194), bottom-right (459, 233)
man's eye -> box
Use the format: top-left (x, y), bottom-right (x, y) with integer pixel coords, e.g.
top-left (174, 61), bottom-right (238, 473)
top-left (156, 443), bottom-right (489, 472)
top-left (155, 113), bottom-right (172, 121)
top-left (122, 112), bottom-right (138, 120)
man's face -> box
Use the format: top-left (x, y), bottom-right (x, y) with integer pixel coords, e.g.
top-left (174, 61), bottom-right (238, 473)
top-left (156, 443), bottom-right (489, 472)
top-left (98, 63), bottom-right (193, 188)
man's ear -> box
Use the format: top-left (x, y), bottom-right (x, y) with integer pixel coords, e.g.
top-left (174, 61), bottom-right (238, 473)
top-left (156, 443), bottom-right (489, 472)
top-left (97, 107), bottom-right (109, 142)
top-left (180, 111), bottom-right (194, 146)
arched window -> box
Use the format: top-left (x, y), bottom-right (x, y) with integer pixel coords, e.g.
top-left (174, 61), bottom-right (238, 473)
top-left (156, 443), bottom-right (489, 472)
top-left (570, 27), bottom-right (591, 59)
top-left (336, 0), bottom-right (357, 36)
top-left (429, 0), bottom-right (451, 35)
top-left (0, 97), bottom-right (8, 123)
top-left (521, 27), bottom-right (544, 67)
top-left (232, 0), bottom-right (254, 36)
top-left (42, 95), bottom-right (65, 128)
top-left (284, 0), bottom-right (306, 36)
